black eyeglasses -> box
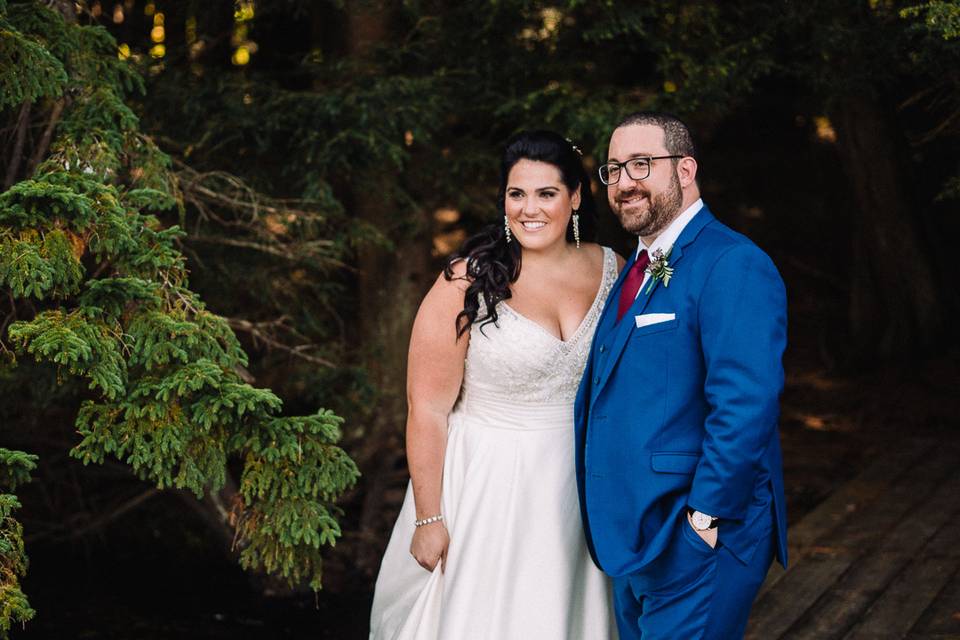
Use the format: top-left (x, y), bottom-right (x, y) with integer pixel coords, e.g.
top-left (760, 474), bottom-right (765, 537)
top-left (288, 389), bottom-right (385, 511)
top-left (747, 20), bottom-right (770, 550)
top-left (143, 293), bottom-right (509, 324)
top-left (598, 155), bottom-right (683, 185)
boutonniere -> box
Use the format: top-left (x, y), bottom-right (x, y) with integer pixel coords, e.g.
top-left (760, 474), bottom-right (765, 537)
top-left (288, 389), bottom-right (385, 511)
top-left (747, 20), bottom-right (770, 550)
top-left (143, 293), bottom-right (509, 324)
top-left (644, 247), bottom-right (674, 295)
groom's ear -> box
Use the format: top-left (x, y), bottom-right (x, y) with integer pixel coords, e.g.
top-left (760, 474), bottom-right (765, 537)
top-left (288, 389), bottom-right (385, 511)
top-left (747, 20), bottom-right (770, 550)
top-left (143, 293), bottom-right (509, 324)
top-left (677, 157), bottom-right (698, 188)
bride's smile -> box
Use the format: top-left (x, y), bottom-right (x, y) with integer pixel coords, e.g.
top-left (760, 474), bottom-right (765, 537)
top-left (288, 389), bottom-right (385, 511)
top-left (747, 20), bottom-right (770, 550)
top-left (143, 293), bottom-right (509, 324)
top-left (504, 158), bottom-right (581, 250)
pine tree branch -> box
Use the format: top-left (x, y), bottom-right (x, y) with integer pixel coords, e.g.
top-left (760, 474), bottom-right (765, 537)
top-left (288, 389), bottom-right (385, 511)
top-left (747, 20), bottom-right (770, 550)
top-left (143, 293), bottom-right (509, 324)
top-left (175, 478), bottom-right (239, 553)
top-left (25, 488), bottom-right (161, 543)
top-left (26, 99), bottom-right (66, 176)
top-left (175, 162), bottom-right (327, 227)
top-left (226, 317), bottom-right (336, 367)
top-left (899, 84), bottom-right (940, 110)
top-left (66, 488), bottom-right (160, 540)
top-left (3, 102), bottom-right (32, 190)
top-left (187, 234), bottom-right (336, 261)
top-left (0, 292), bottom-right (18, 343)
top-left (158, 270), bottom-right (202, 315)
top-left (915, 105), bottom-right (960, 145)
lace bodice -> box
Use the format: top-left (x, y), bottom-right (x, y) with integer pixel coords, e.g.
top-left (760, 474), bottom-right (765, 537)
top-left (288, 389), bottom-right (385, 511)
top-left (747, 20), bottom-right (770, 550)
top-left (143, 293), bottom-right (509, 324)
top-left (460, 247), bottom-right (618, 404)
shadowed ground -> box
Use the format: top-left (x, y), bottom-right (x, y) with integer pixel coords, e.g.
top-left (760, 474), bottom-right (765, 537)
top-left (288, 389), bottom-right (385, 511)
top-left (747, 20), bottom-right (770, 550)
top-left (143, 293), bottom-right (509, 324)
top-left (747, 434), bottom-right (960, 640)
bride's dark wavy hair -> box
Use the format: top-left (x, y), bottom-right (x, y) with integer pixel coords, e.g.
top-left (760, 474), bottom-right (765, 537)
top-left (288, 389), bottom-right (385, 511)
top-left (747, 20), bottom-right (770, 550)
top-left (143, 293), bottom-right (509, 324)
top-left (443, 130), bottom-right (597, 337)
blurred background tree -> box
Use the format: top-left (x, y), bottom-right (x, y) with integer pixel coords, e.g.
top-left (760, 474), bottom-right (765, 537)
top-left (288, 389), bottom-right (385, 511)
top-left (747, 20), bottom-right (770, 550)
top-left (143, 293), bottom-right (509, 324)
top-left (1, 0), bottom-right (957, 637)
top-left (639, 0), bottom-right (959, 360)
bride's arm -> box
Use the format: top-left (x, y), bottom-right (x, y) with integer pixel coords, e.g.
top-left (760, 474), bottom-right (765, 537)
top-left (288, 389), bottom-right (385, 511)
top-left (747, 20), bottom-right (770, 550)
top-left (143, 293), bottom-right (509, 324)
top-left (405, 265), bottom-right (470, 571)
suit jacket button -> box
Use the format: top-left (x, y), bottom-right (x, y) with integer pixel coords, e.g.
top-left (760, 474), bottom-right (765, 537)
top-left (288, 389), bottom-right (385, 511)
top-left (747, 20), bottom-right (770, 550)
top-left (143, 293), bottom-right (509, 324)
top-left (599, 345), bottom-right (606, 353)
top-left (594, 376), bottom-right (600, 385)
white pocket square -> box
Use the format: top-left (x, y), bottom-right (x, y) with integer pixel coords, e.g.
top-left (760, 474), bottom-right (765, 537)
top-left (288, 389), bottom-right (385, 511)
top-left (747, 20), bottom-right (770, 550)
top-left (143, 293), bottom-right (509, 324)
top-left (635, 312), bottom-right (676, 328)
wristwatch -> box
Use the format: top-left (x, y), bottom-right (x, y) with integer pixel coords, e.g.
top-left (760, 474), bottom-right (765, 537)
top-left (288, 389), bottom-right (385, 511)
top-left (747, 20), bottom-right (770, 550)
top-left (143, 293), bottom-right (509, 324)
top-left (688, 508), bottom-right (719, 530)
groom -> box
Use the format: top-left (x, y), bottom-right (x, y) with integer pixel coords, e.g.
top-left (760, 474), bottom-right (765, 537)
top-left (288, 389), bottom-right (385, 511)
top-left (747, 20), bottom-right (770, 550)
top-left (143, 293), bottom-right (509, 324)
top-left (575, 112), bottom-right (788, 640)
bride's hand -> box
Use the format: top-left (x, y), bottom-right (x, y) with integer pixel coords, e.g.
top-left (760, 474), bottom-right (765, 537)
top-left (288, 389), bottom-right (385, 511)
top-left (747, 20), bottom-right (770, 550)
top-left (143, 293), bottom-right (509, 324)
top-left (410, 523), bottom-right (449, 572)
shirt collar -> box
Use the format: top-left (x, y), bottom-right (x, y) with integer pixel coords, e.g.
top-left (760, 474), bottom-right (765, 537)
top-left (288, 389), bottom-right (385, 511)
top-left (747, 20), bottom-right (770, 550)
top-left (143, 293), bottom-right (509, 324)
top-left (636, 198), bottom-right (704, 260)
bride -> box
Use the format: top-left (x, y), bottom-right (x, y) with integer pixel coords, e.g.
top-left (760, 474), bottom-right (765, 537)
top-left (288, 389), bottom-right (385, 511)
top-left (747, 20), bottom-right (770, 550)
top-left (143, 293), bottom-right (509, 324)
top-left (369, 130), bottom-right (621, 639)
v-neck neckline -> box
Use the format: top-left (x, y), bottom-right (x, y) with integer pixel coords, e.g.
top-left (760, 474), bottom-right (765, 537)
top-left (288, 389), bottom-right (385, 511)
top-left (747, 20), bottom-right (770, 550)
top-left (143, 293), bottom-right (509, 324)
top-left (501, 247), bottom-right (612, 344)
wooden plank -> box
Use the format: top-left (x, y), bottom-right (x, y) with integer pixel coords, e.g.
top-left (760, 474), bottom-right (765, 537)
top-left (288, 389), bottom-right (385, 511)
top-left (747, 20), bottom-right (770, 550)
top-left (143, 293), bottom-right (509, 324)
top-left (785, 456), bottom-right (960, 639)
top-left (906, 564), bottom-right (960, 639)
top-left (745, 441), bottom-right (957, 640)
top-left (844, 508), bottom-right (960, 639)
top-left (747, 550), bottom-right (854, 640)
top-left (786, 438), bottom-right (937, 550)
top-left (757, 437), bottom-right (936, 598)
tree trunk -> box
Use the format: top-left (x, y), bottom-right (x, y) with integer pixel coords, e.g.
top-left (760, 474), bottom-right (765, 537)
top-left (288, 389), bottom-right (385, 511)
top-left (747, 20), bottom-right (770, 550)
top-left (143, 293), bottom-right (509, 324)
top-left (339, 2), bottom-right (434, 579)
top-left (3, 101), bottom-right (32, 189)
top-left (830, 94), bottom-right (943, 362)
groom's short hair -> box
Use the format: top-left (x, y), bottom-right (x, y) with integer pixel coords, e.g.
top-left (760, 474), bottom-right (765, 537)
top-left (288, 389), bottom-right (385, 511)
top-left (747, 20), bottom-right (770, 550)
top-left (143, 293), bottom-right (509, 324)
top-left (616, 112), bottom-right (697, 161)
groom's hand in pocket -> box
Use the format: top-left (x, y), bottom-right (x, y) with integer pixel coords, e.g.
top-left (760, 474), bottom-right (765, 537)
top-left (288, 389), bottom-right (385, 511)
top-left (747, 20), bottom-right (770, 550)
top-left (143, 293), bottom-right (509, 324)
top-left (411, 523), bottom-right (450, 572)
top-left (687, 512), bottom-right (718, 549)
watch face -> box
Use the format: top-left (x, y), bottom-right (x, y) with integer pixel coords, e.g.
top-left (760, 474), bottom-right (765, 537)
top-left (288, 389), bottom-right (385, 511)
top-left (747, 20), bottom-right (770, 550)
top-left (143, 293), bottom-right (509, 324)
top-left (691, 511), bottom-right (712, 530)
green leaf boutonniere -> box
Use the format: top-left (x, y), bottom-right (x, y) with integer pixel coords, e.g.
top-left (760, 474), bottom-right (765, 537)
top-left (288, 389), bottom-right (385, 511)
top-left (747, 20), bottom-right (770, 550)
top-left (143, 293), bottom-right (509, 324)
top-left (644, 247), bottom-right (674, 295)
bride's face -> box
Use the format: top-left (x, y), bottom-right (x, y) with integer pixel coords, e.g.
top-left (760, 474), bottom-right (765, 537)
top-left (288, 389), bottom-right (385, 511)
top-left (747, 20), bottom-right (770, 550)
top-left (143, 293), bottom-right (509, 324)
top-left (504, 159), bottom-right (581, 251)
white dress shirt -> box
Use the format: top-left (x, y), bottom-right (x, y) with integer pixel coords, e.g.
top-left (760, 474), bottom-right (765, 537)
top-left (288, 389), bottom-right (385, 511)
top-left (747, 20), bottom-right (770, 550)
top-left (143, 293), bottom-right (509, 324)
top-left (634, 198), bottom-right (704, 299)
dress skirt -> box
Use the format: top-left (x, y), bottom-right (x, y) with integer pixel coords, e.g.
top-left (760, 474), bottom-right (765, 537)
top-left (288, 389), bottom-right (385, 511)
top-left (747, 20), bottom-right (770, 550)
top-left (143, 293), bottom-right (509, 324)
top-left (369, 390), bottom-right (616, 639)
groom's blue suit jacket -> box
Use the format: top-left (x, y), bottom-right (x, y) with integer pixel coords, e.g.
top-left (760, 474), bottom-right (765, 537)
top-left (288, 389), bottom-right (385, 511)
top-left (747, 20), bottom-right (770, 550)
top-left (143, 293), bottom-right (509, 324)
top-left (575, 206), bottom-right (788, 578)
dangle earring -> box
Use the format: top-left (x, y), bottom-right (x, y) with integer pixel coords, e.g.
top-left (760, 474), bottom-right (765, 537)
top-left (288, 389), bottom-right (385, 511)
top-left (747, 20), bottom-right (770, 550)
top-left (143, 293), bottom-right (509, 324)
top-left (504, 215), bottom-right (512, 242)
top-left (572, 210), bottom-right (581, 249)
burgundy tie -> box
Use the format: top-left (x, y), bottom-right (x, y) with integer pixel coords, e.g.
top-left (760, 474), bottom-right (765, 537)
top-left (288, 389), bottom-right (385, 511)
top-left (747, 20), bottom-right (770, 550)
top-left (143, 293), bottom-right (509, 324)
top-left (617, 250), bottom-right (650, 322)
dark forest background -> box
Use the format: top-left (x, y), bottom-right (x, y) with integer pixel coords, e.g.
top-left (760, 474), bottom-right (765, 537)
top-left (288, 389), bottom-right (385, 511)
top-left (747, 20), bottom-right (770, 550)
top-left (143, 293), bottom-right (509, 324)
top-left (2, 0), bottom-right (959, 637)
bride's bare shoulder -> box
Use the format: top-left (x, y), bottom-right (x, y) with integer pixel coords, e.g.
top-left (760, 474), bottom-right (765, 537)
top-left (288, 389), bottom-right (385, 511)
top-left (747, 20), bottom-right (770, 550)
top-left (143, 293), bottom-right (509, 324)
top-left (418, 260), bottom-right (470, 316)
top-left (409, 262), bottom-right (473, 347)
top-left (580, 243), bottom-right (625, 271)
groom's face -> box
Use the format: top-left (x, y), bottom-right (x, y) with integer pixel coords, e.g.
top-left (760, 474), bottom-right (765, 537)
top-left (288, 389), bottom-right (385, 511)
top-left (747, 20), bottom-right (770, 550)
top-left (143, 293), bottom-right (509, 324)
top-left (606, 124), bottom-right (683, 239)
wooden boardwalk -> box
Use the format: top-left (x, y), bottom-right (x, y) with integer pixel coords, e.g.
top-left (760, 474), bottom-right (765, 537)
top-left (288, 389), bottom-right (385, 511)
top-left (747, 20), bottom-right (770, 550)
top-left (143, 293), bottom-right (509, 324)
top-left (746, 437), bottom-right (960, 639)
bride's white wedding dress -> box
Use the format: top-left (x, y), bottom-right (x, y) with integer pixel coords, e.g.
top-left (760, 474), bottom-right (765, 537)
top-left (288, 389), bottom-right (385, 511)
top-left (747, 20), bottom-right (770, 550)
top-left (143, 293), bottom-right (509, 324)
top-left (369, 247), bottom-right (618, 640)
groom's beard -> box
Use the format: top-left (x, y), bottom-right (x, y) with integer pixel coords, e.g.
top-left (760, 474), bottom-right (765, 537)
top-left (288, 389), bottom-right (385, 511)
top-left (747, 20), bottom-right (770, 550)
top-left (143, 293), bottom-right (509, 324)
top-left (613, 172), bottom-right (683, 238)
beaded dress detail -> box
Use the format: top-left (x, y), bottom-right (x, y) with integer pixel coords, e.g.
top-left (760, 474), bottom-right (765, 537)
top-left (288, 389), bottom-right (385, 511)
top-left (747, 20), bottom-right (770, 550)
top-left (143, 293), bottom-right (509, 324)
top-left (370, 247), bottom-right (619, 640)
top-left (462, 247), bottom-right (615, 405)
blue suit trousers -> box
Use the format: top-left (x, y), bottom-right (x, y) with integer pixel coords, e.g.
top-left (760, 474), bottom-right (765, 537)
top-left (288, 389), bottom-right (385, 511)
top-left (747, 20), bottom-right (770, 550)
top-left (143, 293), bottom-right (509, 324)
top-left (612, 508), bottom-right (774, 640)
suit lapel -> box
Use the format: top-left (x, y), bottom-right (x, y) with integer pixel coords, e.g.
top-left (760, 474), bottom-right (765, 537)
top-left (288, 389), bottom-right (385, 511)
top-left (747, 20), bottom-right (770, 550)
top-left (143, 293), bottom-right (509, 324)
top-left (591, 207), bottom-right (716, 401)
top-left (592, 280), bottom-right (654, 398)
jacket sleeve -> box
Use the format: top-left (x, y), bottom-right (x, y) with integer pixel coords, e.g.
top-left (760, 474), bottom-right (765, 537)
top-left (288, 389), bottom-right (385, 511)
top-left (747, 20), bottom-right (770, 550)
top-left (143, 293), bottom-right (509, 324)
top-left (687, 243), bottom-right (787, 521)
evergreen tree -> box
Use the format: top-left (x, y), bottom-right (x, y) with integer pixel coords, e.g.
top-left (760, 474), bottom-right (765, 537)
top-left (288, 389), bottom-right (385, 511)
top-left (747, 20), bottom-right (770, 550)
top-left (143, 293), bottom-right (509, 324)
top-left (0, 1), bottom-right (358, 632)
top-left (580, 0), bottom-right (960, 360)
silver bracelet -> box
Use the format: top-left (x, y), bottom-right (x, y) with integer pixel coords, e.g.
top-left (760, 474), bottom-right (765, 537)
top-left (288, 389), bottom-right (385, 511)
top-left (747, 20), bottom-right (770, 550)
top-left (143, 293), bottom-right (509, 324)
top-left (414, 514), bottom-right (444, 527)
